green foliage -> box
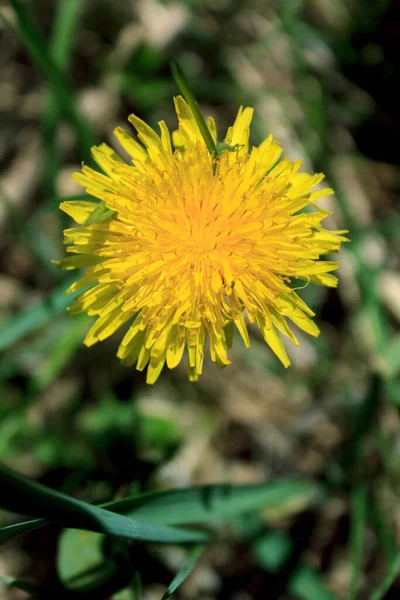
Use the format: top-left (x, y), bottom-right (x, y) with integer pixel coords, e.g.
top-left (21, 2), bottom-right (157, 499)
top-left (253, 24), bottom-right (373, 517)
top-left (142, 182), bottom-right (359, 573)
top-left (57, 530), bottom-right (105, 588)
top-left (0, 464), bottom-right (209, 544)
top-left (105, 479), bottom-right (318, 525)
top-left (348, 484), bottom-right (368, 600)
top-left (171, 62), bottom-right (218, 156)
top-left (1, 0), bottom-right (399, 598)
top-left (4, 0), bottom-right (96, 159)
top-left (0, 518), bottom-right (48, 545)
top-left (370, 553), bottom-right (400, 600)
top-left (0, 276), bottom-right (86, 352)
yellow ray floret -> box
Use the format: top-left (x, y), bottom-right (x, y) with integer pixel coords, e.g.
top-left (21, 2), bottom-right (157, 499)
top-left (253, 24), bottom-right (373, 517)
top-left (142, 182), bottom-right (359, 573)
top-left (57, 96), bottom-right (347, 383)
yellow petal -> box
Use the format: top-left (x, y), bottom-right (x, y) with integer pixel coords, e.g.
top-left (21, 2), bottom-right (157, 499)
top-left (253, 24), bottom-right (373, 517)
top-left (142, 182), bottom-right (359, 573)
top-left (256, 312), bottom-right (290, 368)
top-left (128, 114), bottom-right (163, 151)
top-left (225, 106), bottom-right (253, 155)
top-left (166, 327), bottom-right (186, 369)
top-left (113, 126), bottom-right (148, 163)
top-left (60, 200), bottom-right (98, 224)
top-left (147, 352), bottom-right (166, 384)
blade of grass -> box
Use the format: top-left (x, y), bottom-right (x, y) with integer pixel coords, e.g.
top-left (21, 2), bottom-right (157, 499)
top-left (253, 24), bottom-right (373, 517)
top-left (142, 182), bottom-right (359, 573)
top-left (381, 334), bottom-right (400, 378)
top-left (347, 484), bottom-right (367, 600)
top-left (171, 62), bottom-right (218, 156)
top-left (0, 576), bottom-right (47, 597)
top-left (50, 0), bottom-right (82, 66)
top-left (31, 315), bottom-right (89, 391)
top-left (161, 545), bottom-right (205, 600)
top-left (104, 479), bottom-right (319, 525)
top-left (370, 553), bottom-right (400, 600)
top-left (330, 173), bottom-right (397, 406)
top-left (42, 0), bottom-right (83, 200)
top-left (3, 0), bottom-right (96, 160)
top-left (368, 496), bottom-right (396, 564)
top-left (0, 517), bottom-right (48, 545)
top-left (0, 274), bottom-right (84, 352)
top-left (339, 376), bottom-right (382, 478)
top-left (0, 464), bottom-right (208, 545)
top-left (0, 188), bottom-right (61, 276)
top-left (1, 572), bottom-right (129, 600)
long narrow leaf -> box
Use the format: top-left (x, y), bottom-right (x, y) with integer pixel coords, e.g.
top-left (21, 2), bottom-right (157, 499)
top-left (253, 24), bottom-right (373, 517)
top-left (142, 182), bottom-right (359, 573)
top-left (0, 517), bottom-right (48, 545)
top-left (42, 0), bottom-right (83, 199)
top-left (104, 479), bottom-right (318, 525)
top-left (370, 552), bottom-right (400, 600)
top-left (4, 0), bottom-right (96, 158)
top-left (171, 62), bottom-right (218, 156)
top-left (162, 545), bottom-right (205, 600)
top-left (0, 464), bottom-right (208, 545)
top-left (0, 275), bottom-right (83, 351)
top-left (348, 484), bottom-right (367, 600)
top-left (0, 576), bottom-right (47, 597)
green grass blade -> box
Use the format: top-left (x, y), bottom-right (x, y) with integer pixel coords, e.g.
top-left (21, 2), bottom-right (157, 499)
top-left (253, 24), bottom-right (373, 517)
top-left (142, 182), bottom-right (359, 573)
top-left (4, 0), bottom-right (96, 159)
top-left (0, 576), bottom-right (47, 597)
top-left (50, 0), bottom-right (82, 66)
top-left (340, 376), bottom-right (382, 476)
top-left (0, 464), bottom-right (209, 545)
top-left (382, 334), bottom-right (400, 378)
top-left (104, 479), bottom-right (318, 525)
top-left (370, 553), bottom-right (400, 600)
top-left (0, 275), bottom-right (83, 352)
top-left (42, 0), bottom-right (84, 199)
top-left (171, 62), bottom-right (218, 156)
top-left (83, 203), bottom-right (116, 225)
top-left (0, 188), bottom-right (61, 276)
top-left (368, 495), bottom-right (396, 563)
top-left (161, 545), bottom-right (205, 600)
top-left (0, 518), bottom-right (48, 545)
top-left (31, 315), bottom-right (88, 391)
top-left (348, 484), bottom-right (367, 600)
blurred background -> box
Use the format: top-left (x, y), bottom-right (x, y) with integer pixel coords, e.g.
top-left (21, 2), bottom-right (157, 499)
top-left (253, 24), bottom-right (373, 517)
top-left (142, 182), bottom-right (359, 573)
top-left (0, 0), bottom-right (399, 598)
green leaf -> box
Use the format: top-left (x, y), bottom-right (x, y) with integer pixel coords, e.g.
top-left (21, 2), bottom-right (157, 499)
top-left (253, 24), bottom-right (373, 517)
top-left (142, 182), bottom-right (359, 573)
top-left (49, 0), bottom-right (82, 67)
top-left (0, 575), bottom-right (46, 597)
top-left (370, 552), bottom-right (400, 600)
top-left (0, 517), bottom-right (48, 545)
top-left (83, 203), bottom-right (116, 226)
top-left (171, 62), bottom-right (218, 156)
top-left (57, 530), bottom-right (105, 589)
top-left (339, 376), bottom-right (382, 477)
top-left (104, 479), bottom-right (318, 525)
top-left (368, 494), bottom-right (396, 563)
top-left (0, 464), bottom-right (208, 545)
top-left (31, 315), bottom-right (88, 390)
top-left (58, 534), bottom-right (135, 597)
top-left (348, 484), bottom-right (367, 600)
top-left (161, 545), bottom-right (205, 600)
top-left (42, 0), bottom-right (84, 199)
top-left (0, 275), bottom-right (84, 352)
top-left (4, 0), bottom-right (96, 159)
top-left (382, 334), bottom-right (400, 377)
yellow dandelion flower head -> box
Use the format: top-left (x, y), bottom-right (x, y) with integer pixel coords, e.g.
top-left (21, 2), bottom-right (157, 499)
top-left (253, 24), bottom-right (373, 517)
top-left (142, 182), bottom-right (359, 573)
top-left (57, 97), bottom-right (347, 383)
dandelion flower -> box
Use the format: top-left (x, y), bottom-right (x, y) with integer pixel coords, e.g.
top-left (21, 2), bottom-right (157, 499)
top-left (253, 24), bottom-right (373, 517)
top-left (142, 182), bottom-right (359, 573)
top-left (57, 97), bottom-right (347, 383)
